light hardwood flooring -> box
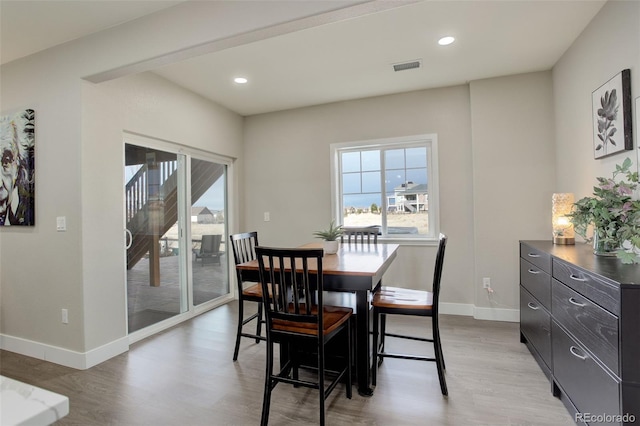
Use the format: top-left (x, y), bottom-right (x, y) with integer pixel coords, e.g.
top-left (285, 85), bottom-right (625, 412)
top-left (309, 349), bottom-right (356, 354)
top-left (0, 303), bottom-right (574, 425)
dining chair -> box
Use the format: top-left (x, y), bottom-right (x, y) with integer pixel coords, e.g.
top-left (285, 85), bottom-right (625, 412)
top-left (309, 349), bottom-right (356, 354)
top-left (371, 233), bottom-right (448, 395)
top-left (229, 232), bottom-right (266, 361)
top-left (255, 246), bottom-right (352, 426)
top-left (340, 226), bottom-right (379, 244)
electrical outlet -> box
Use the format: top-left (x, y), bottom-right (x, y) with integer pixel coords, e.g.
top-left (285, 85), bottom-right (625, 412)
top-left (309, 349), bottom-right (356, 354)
top-left (482, 277), bottom-right (491, 289)
top-left (61, 309), bottom-right (69, 324)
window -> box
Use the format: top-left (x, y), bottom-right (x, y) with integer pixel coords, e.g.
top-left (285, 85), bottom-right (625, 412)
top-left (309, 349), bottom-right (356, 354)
top-left (331, 134), bottom-right (439, 241)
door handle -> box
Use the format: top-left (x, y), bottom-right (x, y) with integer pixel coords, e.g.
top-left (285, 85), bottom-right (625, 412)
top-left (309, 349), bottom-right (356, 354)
top-left (125, 228), bottom-right (133, 249)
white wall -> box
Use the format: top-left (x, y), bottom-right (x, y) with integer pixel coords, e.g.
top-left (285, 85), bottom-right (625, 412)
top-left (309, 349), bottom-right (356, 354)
top-left (470, 72), bottom-right (556, 314)
top-left (0, 0), bottom-right (330, 367)
top-left (80, 73), bottom-right (243, 353)
top-left (553, 0), bottom-right (640, 202)
top-left (244, 74), bottom-right (555, 320)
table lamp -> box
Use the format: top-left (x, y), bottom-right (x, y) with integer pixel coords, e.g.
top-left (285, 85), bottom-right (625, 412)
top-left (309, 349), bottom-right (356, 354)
top-left (552, 193), bottom-right (575, 245)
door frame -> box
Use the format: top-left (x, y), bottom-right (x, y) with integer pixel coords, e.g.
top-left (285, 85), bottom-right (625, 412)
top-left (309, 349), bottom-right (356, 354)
top-left (123, 132), bottom-right (236, 344)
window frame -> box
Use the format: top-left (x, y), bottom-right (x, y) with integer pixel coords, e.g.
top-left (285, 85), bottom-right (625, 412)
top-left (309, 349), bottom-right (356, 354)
top-left (330, 134), bottom-right (440, 244)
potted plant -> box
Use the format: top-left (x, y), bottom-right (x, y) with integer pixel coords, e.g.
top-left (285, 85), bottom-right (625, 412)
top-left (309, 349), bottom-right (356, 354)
top-left (568, 157), bottom-right (640, 263)
top-left (313, 220), bottom-right (343, 255)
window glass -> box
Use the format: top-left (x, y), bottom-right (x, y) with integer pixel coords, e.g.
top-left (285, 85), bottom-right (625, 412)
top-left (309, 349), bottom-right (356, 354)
top-left (333, 135), bottom-right (438, 240)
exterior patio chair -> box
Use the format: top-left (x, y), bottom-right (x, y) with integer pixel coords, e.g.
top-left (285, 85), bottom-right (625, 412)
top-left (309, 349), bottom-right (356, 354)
top-left (194, 234), bottom-right (222, 265)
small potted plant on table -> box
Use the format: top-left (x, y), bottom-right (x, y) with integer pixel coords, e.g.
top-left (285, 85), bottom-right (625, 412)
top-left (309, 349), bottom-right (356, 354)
top-left (313, 220), bottom-right (343, 255)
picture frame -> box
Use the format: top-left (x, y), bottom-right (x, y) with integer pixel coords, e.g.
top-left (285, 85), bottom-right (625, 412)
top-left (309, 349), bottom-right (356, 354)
top-left (592, 69), bottom-right (632, 159)
top-left (0, 109), bottom-right (35, 226)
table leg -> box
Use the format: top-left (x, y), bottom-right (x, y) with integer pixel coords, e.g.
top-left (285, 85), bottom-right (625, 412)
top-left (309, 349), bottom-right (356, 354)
top-left (355, 289), bottom-right (374, 396)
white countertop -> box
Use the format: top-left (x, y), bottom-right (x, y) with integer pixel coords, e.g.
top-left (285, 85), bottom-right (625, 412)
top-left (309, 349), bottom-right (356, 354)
top-left (0, 375), bottom-right (69, 426)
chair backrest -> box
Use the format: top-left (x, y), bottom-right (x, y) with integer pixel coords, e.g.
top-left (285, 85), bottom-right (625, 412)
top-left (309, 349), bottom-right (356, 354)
top-left (341, 227), bottom-right (379, 244)
top-left (431, 233), bottom-right (448, 316)
top-left (255, 247), bottom-right (324, 336)
top-left (229, 232), bottom-right (259, 265)
top-left (230, 232), bottom-right (259, 290)
top-left (200, 234), bottom-right (222, 254)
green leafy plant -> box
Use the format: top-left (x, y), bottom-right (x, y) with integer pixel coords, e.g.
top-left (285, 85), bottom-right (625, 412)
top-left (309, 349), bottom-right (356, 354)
top-left (568, 157), bottom-right (640, 264)
top-left (313, 220), bottom-right (343, 241)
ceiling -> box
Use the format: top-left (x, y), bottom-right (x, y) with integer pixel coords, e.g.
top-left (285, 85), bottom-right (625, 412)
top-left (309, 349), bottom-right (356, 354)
top-left (1, 1), bottom-right (605, 116)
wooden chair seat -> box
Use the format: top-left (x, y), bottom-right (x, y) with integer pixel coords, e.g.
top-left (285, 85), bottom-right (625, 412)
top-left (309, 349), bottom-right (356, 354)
top-left (373, 286), bottom-right (433, 312)
top-left (242, 283), bottom-right (278, 299)
top-left (273, 304), bottom-right (352, 336)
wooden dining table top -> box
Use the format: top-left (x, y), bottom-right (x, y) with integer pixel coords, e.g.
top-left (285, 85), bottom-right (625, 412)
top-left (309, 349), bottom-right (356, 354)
top-left (235, 242), bottom-right (399, 277)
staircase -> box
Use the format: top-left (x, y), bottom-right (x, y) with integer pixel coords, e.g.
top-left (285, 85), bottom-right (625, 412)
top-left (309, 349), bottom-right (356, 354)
top-left (126, 159), bottom-right (224, 270)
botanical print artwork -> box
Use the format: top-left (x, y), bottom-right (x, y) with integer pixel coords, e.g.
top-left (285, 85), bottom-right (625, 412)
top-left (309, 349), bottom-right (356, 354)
top-left (595, 89), bottom-right (619, 152)
top-left (592, 69), bottom-right (632, 159)
top-left (0, 109), bottom-right (35, 226)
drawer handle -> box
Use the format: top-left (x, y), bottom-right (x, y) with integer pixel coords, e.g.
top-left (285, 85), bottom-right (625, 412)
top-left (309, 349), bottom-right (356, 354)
top-left (527, 269), bottom-right (540, 275)
top-left (569, 297), bottom-right (586, 307)
top-left (569, 274), bottom-right (587, 282)
top-left (527, 302), bottom-right (539, 310)
top-left (569, 346), bottom-right (588, 361)
top-left (527, 253), bottom-right (541, 258)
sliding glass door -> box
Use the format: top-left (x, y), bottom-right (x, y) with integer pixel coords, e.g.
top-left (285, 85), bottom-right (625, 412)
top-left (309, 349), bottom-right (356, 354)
top-left (190, 158), bottom-right (229, 305)
top-left (124, 138), bottom-right (229, 334)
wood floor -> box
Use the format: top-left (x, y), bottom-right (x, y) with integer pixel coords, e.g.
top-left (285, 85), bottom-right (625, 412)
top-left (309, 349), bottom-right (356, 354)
top-left (0, 302), bottom-right (574, 425)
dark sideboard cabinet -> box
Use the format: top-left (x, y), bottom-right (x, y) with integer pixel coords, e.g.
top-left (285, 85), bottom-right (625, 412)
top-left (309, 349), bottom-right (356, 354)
top-left (520, 241), bottom-right (640, 425)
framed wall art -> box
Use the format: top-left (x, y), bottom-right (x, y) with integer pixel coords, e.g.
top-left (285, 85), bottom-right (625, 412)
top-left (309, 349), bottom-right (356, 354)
top-left (592, 69), bottom-right (632, 159)
top-left (0, 109), bottom-right (35, 226)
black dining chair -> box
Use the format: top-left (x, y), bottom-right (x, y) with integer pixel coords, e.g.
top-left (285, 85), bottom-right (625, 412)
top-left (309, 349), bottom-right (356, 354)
top-left (229, 232), bottom-right (266, 361)
top-left (340, 226), bottom-right (379, 244)
top-left (371, 233), bottom-right (448, 395)
top-left (255, 246), bottom-right (352, 426)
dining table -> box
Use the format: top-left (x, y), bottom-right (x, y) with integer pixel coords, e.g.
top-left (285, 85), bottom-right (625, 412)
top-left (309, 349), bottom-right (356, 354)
top-left (235, 241), bottom-right (399, 396)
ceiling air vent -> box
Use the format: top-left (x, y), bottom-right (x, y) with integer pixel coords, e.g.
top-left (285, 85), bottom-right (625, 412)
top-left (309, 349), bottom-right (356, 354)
top-left (392, 59), bottom-right (422, 72)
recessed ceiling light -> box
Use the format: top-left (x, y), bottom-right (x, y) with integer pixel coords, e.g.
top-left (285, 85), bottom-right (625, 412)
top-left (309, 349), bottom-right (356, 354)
top-left (234, 77), bottom-right (248, 84)
top-left (438, 36), bottom-right (455, 46)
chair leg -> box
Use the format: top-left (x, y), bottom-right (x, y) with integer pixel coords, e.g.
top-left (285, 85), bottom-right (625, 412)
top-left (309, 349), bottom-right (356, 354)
top-left (432, 316), bottom-right (448, 396)
top-left (318, 342), bottom-right (325, 426)
top-left (255, 302), bottom-right (263, 343)
top-left (261, 338), bottom-right (274, 426)
top-left (233, 298), bottom-right (245, 361)
top-left (379, 313), bottom-right (387, 365)
top-left (371, 307), bottom-right (379, 386)
top-left (346, 320), bottom-right (352, 399)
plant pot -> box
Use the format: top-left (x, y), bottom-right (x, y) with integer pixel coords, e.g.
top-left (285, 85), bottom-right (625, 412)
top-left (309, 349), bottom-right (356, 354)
top-left (593, 232), bottom-right (619, 257)
top-left (322, 240), bottom-right (340, 255)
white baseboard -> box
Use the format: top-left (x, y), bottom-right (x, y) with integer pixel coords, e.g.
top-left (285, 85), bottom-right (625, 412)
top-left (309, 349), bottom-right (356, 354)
top-left (473, 306), bottom-right (520, 322)
top-left (440, 302), bottom-right (519, 322)
top-left (0, 333), bottom-right (129, 370)
top-left (439, 302), bottom-right (474, 316)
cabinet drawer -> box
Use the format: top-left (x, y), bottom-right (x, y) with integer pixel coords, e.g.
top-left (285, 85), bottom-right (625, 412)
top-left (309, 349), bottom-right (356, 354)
top-left (552, 321), bottom-right (620, 423)
top-left (521, 258), bottom-right (551, 310)
top-left (520, 243), bottom-right (551, 273)
top-left (552, 259), bottom-right (620, 315)
top-left (520, 287), bottom-right (551, 368)
top-left (552, 280), bottom-right (619, 376)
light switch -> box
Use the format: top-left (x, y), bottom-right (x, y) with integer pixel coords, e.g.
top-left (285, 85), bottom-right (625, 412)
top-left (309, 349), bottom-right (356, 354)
top-left (264, 212), bottom-right (270, 222)
top-left (56, 216), bottom-right (66, 231)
